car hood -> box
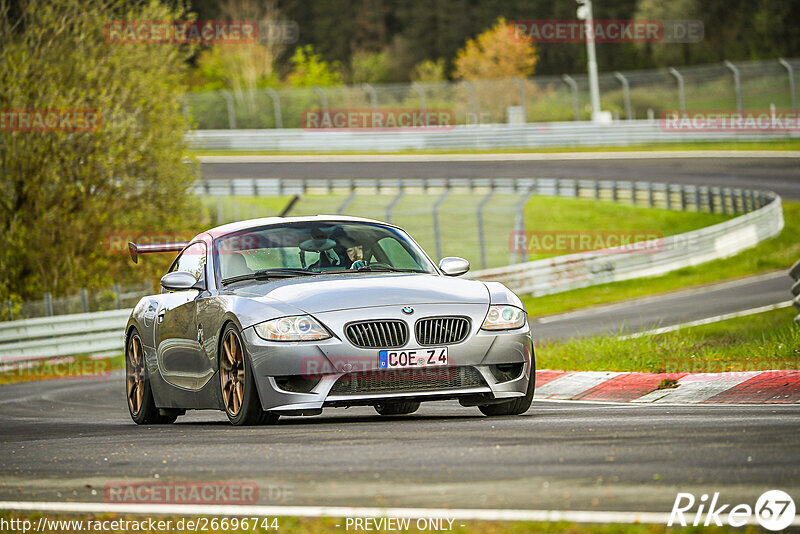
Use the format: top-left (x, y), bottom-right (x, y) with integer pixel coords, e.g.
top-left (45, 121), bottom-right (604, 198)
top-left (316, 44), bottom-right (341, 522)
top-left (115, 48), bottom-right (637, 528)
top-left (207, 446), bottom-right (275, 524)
top-left (225, 273), bottom-right (490, 314)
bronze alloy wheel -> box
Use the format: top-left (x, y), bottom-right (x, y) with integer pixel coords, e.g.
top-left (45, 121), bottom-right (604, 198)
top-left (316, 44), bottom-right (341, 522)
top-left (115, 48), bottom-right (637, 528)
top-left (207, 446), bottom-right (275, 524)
top-left (125, 333), bottom-right (145, 416)
top-left (220, 329), bottom-right (246, 417)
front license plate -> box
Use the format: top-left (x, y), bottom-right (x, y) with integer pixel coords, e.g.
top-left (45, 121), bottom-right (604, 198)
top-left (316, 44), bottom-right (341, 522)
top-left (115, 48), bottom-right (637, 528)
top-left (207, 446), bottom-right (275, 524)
top-left (379, 347), bottom-right (448, 369)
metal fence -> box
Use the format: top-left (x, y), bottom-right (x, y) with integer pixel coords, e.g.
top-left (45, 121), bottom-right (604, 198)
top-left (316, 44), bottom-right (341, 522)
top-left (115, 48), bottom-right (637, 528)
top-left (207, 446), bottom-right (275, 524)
top-left (183, 57), bottom-right (800, 129)
top-left (791, 260), bottom-right (800, 323)
top-left (1, 281), bottom-right (153, 322)
top-left (196, 176), bottom-right (776, 272)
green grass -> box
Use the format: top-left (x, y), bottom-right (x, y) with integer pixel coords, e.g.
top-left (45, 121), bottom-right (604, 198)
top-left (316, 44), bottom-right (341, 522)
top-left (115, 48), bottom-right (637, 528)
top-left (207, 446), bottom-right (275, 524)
top-left (536, 307), bottom-right (800, 373)
top-left (188, 139), bottom-right (800, 156)
top-left (201, 194), bottom-right (729, 270)
top-left (0, 354), bottom-right (122, 385)
top-left (0, 512), bottom-right (767, 534)
top-left (524, 202), bottom-right (800, 317)
top-left (201, 196), bottom-right (294, 224)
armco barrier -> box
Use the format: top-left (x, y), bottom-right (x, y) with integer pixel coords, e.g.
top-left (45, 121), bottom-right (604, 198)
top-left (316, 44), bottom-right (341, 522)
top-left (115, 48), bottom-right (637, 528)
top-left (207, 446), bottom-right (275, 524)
top-left (186, 120), bottom-right (800, 152)
top-left (0, 180), bottom-right (784, 362)
top-left (0, 310), bottom-right (129, 362)
top-left (467, 190), bottom-right (783, 296)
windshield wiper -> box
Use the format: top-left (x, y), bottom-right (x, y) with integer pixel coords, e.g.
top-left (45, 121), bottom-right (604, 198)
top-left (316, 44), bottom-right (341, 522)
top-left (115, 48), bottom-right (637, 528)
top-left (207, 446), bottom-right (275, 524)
top-left (320, 265), bottom-right (424, 274)
top-left (221, 268), bottom-right (318, 285)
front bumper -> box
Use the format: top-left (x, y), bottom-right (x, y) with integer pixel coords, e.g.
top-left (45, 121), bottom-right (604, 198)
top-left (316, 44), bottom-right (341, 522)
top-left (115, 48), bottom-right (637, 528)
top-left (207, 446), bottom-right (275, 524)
top-left (243, 304), bottom-right (533, 413)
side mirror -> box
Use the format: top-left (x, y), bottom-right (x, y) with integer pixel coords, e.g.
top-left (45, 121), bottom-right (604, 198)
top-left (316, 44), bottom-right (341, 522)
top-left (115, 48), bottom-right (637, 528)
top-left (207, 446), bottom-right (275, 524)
top-left (161, 271), bottom-right (204, 291)
top-left (438, 257), bottom-right (470, 276)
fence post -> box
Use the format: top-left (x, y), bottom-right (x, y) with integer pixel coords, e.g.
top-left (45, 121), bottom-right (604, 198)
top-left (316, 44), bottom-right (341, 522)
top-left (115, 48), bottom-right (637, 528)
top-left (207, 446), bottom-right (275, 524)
top-left (594, 180), bottom-right (600, 200)
top-left (461, 81), bottom-right (478, 125)
top-left (113, 284), bottom-right (121, 310)
top-left (80, 288), bottom-right (89, 313)
top-left (412, 82), bottom-right (427, 117)
top-left (778, 58), bottom-right (798, 114)
top-left (613, 72), bottom-right (633, 120)
top-left (680, 185), bottom-right (687, 210)
top-left (562, 74), bottom-right (580, 121)
top-left (665, 184), bottom-right (672, 210)
top-left (432, 189), bottom-right (450, 261)
top-left (337, 189), bottom-right (356, 215)
top-left (220, 90), bottom-right (237, 129)
top-left (668, 67), bottom-right (687, 116)
top-left (313, 86), bottom-right (329, 110)
top-left (362, 83), bottom-right (378, 111)
top-left (477, 189), bottom-right (494, 270)
top-left (386, 185), bottom-right (405, 224)
top-left (724, 60), bottom-right (743, 114)
top-left (513, 189), bottom-right (535, 264)
top-left (648, 182), bottom-right (654, 207)
top-left (44, 292), bottom-right (53, 317)
top-left (265, 88), bottom-right (283, 128)
top-left (694, 186), bottom-right (701, 212)
top-left (512, 77), bottom-right (527, 122)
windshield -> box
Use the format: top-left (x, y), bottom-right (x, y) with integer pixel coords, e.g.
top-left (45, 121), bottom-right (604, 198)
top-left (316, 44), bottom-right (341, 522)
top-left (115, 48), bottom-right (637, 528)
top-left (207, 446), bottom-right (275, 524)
top-left (214, 222), bottom-right (437, 281)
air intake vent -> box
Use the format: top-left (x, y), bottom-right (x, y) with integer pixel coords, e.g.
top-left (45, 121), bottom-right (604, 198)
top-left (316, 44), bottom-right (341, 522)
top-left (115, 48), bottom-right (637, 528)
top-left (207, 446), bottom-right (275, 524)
top-left (415, 317), bottom-right (470, 346)
top-left (346, 320), bottom-right (408, 348)
top-left (329, 366), bottom-right (485, 395)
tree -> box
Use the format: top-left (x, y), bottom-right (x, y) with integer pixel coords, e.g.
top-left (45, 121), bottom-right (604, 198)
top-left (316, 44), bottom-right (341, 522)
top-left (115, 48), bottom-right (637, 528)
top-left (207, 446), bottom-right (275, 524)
top-left (286, 45), bottom-right (343, 86)
top-left (0, 0), bottom-right (201, 308)
top-left (452, 17), bottom-right (538, 80)
top-left (411, 59), bottom-right (447, 82)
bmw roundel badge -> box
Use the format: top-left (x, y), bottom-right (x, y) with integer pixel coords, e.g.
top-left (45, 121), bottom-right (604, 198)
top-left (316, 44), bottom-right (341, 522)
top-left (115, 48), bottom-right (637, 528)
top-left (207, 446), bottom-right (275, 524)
top-left (401, 306), bottom-right (414, 315)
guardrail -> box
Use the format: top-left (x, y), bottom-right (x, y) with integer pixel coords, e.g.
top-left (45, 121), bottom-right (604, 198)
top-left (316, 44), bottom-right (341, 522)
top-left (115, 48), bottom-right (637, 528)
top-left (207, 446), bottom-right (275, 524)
top-left (791, 260), bottom-right (800, 323)
top-left (0, 179), bottom-right (784, 363)
top-left (186, 120), bottom-right (800, 152)
top-left (467, 189), bottom-right (783, 296)
top-left (0, 309), bottom-right (129, 362)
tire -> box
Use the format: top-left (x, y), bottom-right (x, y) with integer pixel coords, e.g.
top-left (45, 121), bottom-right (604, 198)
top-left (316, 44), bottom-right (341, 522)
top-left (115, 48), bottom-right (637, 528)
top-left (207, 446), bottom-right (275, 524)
top-left (478, 366), bottom-right (535, 417)
top-left (126, 329), bottom-right (178, 425)
top-left (219, 324), bottom-right (278, 426)
top-left (374, 401), bottom-right (420, 416)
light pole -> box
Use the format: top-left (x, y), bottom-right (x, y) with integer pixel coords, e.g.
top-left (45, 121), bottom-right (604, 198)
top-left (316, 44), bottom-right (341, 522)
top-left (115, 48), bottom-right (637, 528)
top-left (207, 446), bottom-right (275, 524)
top-left (577, 0), bottom-right (605, 122)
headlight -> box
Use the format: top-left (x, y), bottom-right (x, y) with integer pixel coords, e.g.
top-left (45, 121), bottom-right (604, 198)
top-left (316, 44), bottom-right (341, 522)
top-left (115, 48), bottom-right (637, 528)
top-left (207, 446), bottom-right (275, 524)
top-left (481, 305), bottom-right (526, 331)
top-left (253, 315), bottom-right (331, 341)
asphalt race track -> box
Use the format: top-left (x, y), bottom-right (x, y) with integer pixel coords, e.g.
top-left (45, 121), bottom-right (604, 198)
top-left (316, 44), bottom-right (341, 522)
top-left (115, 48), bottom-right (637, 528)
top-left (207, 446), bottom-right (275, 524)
top-left (0, 153), bottom-right (797, 519)
top-left (199, 153), bottom-right (800, 200)
top-left (1, 375), bottom-right (799, 514)
top-left (533, 271), bottom-right (792, 341)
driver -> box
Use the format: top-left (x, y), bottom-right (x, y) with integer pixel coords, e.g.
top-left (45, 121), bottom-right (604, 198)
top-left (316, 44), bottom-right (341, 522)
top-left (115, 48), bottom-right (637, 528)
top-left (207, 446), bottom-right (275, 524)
top-left (345, 243), bottom-right (368, 269)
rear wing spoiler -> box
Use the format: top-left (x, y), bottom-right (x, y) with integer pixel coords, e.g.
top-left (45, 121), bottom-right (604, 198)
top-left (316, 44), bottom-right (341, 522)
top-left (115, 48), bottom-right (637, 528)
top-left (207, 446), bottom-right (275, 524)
top-left (128, 241), bottom-right (189, 264)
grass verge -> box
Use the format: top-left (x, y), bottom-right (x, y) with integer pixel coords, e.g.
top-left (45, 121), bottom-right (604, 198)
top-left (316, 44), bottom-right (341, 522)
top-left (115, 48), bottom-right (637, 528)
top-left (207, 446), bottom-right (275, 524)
top-left (0, 354), bottom-right (122, 386)
top-left (536, 307), bottom-right (800, 373)
top-left (0, 512), bottom-right (768, 533)
top-left (524, 202), bottom-right (800, 317)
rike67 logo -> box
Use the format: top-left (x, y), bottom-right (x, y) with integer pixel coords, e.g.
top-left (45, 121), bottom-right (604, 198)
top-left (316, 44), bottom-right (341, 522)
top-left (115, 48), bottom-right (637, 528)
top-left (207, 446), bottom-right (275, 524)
top-left (669, 490), bottom-right (796, 530)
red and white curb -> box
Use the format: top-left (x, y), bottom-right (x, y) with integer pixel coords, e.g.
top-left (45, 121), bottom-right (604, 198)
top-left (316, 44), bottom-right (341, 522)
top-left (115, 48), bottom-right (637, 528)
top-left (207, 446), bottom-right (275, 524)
top-left (533, 370), bottom-right (800, 404)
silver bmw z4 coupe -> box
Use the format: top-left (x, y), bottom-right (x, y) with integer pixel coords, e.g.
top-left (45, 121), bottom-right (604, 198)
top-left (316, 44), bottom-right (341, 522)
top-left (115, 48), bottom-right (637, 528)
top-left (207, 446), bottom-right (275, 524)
top-left (125, 216), bottom-right (534, 426)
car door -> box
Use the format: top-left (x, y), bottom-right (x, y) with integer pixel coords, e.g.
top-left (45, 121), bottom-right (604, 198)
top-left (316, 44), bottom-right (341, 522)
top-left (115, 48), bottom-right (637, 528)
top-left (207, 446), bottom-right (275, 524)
top-left (155, 241), bottom-right (215, 390)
